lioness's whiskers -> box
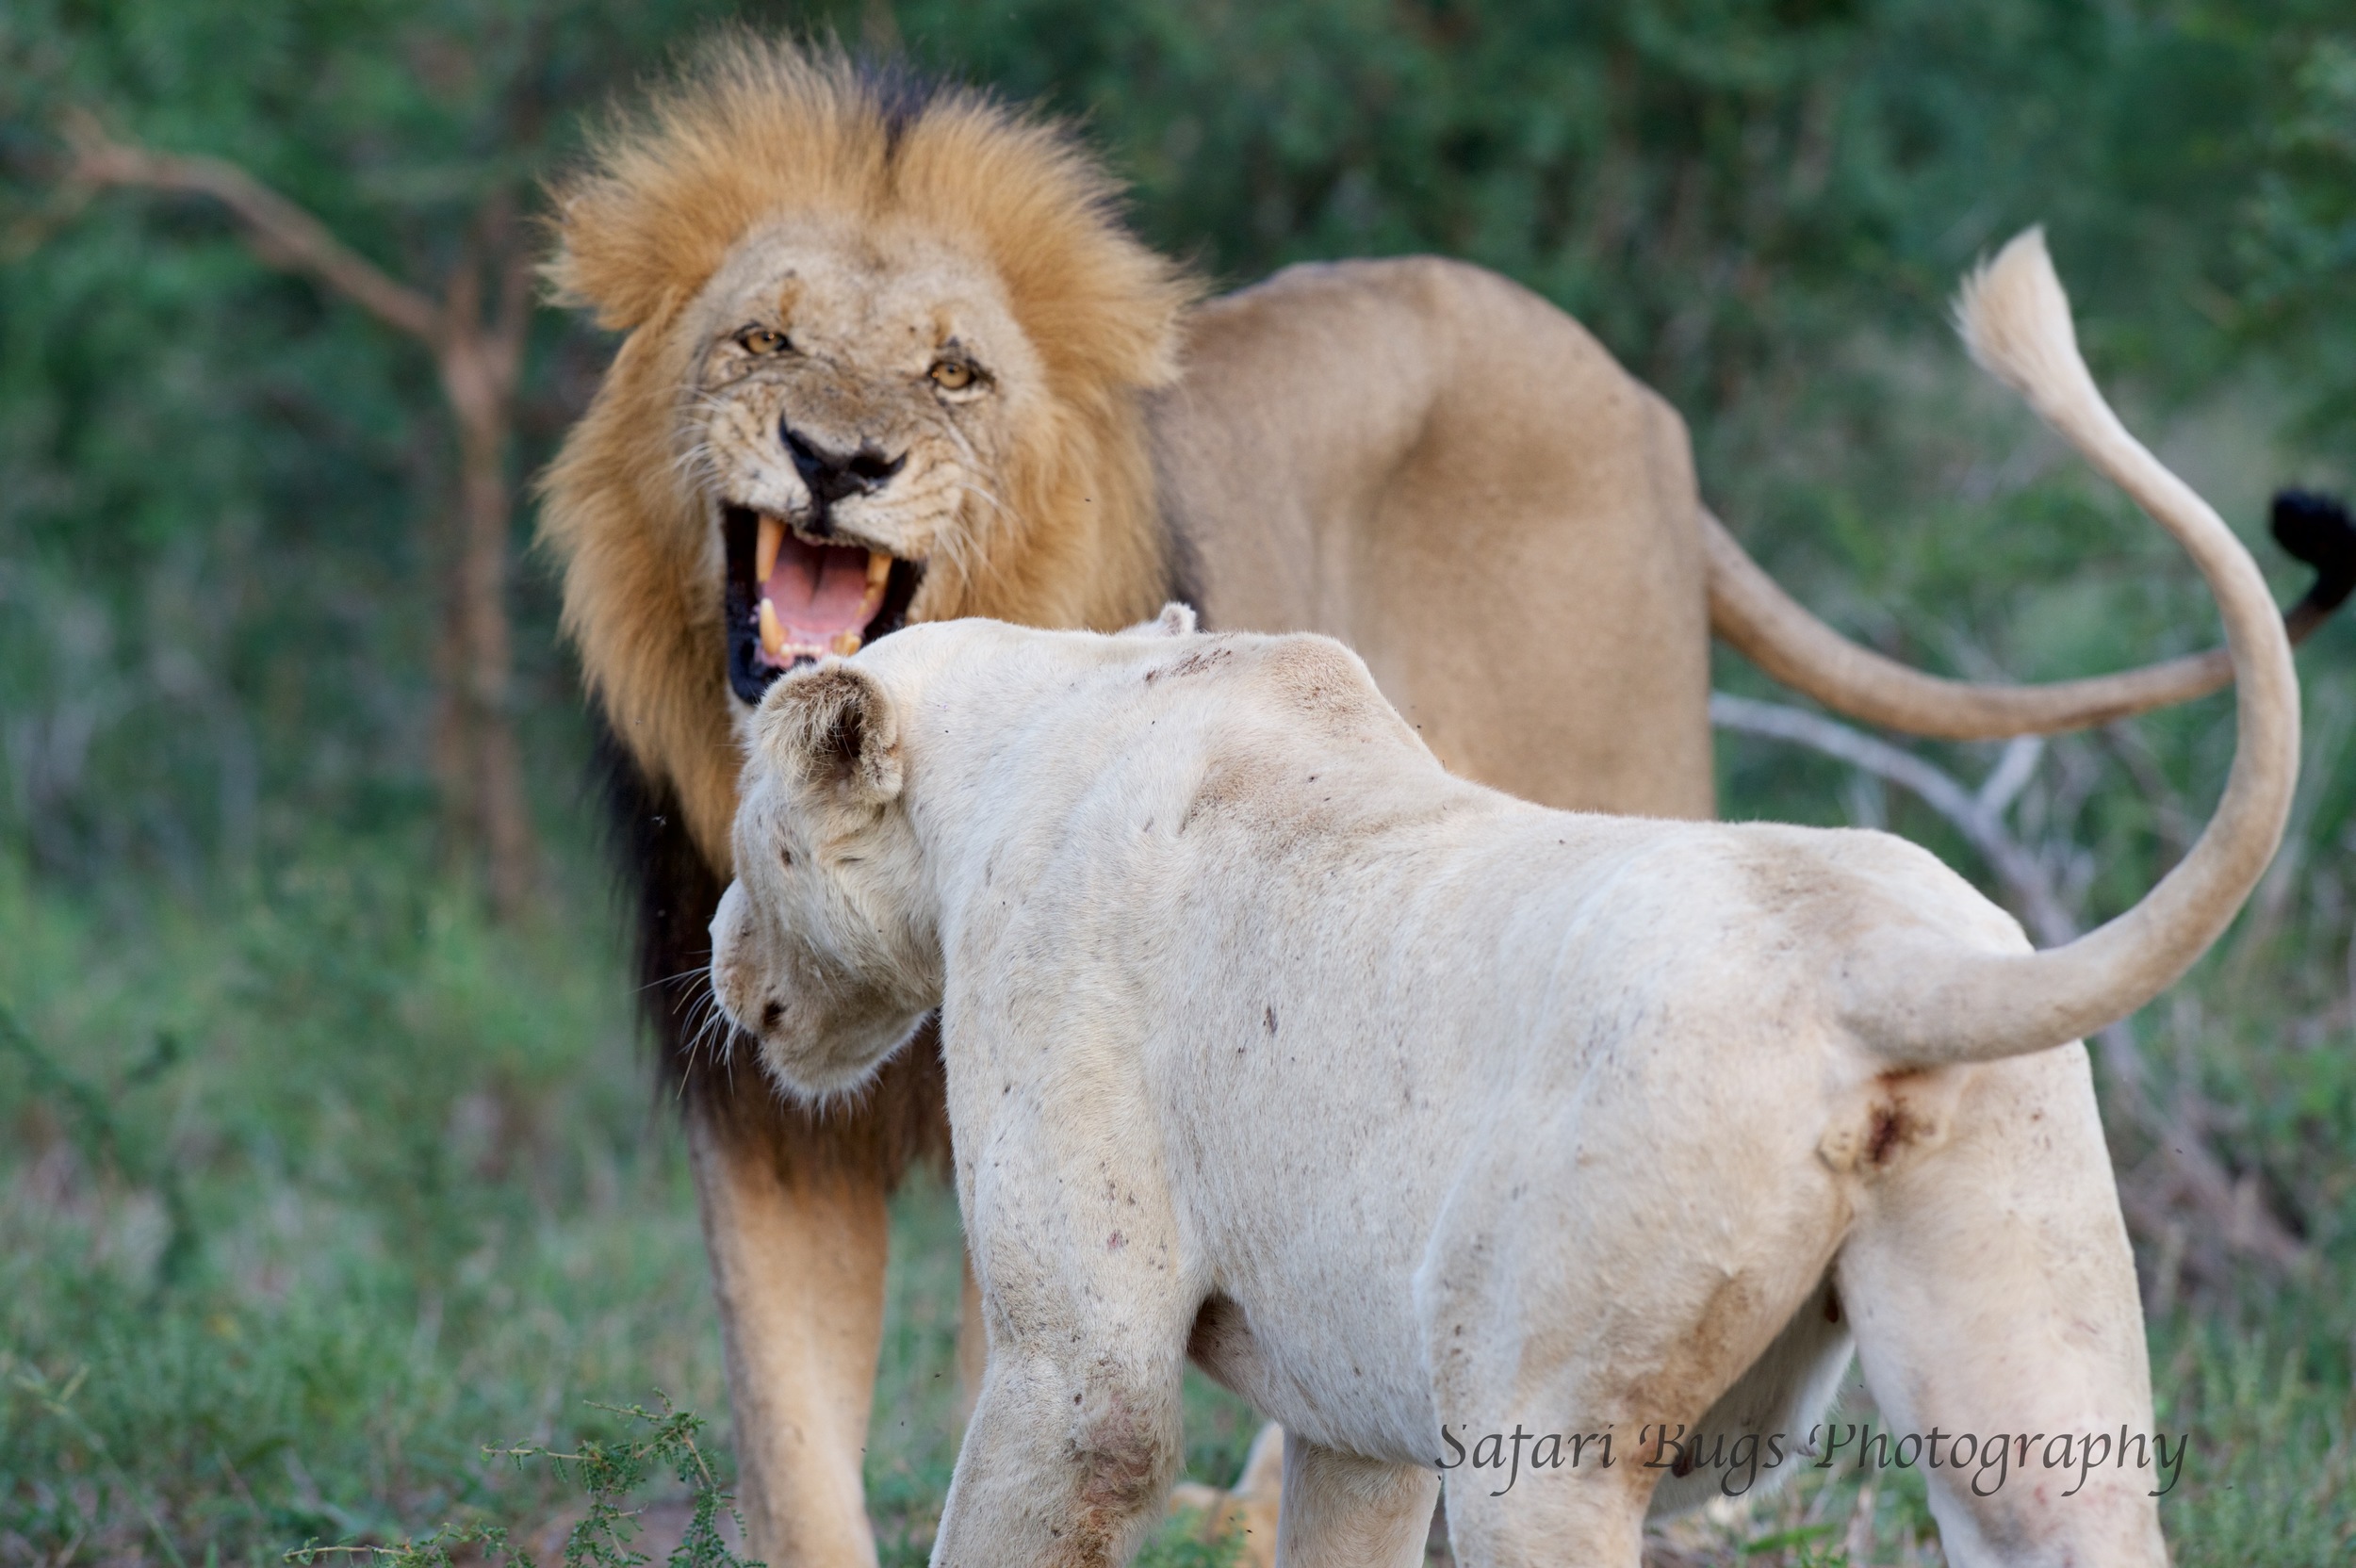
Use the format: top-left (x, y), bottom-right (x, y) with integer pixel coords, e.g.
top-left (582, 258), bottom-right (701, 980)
top-left (642, 963), bottom-right (713, 998)
top-left (687, 990), bottom-right (734, 1067)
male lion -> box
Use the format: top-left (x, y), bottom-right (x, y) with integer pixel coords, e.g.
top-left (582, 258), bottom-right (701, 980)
top-left (537, 40), bottom-right (2334, 1565)
top-left (706, 231), bottom-right (2292, 1568)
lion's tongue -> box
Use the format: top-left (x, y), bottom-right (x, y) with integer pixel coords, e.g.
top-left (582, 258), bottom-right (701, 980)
top-left (757, 528), bottom-right (888, 665)
top-left (767, 533), bottom-right (872, 636)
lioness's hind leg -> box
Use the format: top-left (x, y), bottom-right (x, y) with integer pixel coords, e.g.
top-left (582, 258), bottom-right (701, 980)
top-left (1838, 1048), bottom-right (2167, 1566)
top-left (1647, 1275), bottom-right (1853, 1518)
top-left (1273, 1435), bottom-right (1438, 1568)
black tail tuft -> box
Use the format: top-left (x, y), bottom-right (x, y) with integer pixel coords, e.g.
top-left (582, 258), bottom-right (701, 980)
top-left (2271, 487), bottom-right (2356, 617)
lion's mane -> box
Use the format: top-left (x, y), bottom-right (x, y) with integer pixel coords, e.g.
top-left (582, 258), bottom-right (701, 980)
top-left (538, 37), bottom-right (1197, 870)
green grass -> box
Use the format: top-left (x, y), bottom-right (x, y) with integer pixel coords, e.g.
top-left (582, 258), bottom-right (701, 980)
top-left (1, 841), bottom-right (2350, 1567)
top-left (0, 851), bottom-right (1252, 1567)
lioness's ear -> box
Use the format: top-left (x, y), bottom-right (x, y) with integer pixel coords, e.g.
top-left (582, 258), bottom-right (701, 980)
top-left (1121, 602), bottom-right (1197, 638)
top-left (761, 663), bottom-right (903, 803)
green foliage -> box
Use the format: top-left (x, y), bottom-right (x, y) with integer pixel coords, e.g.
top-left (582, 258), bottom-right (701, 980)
top-left (0, 852), bottom-right (728, 1567)
top-left (1741, 1524), bottom-right (1842, 1565)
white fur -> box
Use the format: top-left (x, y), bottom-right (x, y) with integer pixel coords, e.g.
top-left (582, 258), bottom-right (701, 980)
top-left (713, 618), bottom-right (2189, 1567)
top-left (707, 235), bottom-right (2288, 1566)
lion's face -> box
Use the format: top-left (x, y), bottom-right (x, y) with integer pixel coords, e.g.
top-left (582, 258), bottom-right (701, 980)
top-left (688, 217), bottom-right (1047, 707)
top-left (540, 41), bottom-right (1193, 867)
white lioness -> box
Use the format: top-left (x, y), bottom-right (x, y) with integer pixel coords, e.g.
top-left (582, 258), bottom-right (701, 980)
top-left (709, 232), bottom-right (2295, 1567)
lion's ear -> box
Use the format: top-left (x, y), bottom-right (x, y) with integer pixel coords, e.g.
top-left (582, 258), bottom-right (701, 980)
top-left (759, 663), bottom-right (904, 804)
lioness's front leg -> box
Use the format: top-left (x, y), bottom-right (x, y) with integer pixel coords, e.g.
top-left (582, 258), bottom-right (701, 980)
top-left (931, 1340), bottom-right (1186, 1568)
top-left (935, 1035), bottom-right (1196, 1567)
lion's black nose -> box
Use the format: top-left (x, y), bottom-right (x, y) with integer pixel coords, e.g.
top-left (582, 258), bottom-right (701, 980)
top-left (783, 424), bottom-right (906, 509)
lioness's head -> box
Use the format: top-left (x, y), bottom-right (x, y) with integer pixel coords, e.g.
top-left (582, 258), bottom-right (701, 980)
top-left (540, 38), bottom-right (1195, 868)
top-left (711, 655), bottom-right (941, 1100)
top-left (712, 606), bottom-right (1201, 1097)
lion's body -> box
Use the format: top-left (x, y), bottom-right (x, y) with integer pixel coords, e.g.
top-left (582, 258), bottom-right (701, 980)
top-left (574, 231), bottom-right (1722, 1566)
top-left (1156, 256), bottom-right (1712, 819)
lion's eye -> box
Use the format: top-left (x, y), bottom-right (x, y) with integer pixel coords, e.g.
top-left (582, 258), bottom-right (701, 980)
top-left (739, 326), bottom-right (790, 355)
top-left (928, 359), bottom-right (978, 391)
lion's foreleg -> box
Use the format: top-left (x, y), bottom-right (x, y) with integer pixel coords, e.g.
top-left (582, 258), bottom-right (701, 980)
top-left (686, 1102), bottom-right (890, 1568)
top-left (955, 1246), bottom-right (986, 1429)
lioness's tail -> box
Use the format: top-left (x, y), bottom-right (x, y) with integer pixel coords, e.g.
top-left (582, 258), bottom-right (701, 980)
top-left (1839, 228), bottom-right (2300, 1064)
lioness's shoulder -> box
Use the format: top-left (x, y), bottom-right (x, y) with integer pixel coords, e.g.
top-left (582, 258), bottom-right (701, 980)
top-left (1135, 631), bottom-right (1422, 758)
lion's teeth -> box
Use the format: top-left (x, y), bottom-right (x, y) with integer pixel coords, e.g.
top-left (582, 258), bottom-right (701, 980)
top-left (830, 629), bottom-right (863, 657)
top-left (758, 597), bottom-right (785, 660)
top-left (858, 550), bottom-right (893, 622)
top-left (756, 515), bottom-right (783, 585)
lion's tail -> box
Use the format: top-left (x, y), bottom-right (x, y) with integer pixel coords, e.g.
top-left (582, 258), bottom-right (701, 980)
top-left (1838, 229), bottom-right (2300, 1065)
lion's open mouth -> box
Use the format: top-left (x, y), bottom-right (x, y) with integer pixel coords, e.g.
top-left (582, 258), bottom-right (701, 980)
top-left (724, 506), bottom-right (923, 705)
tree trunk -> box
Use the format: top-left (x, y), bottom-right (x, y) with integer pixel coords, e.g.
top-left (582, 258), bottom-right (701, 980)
top-left (431, 547), bottom-right (479, 874)
top-left (452, 407), bottom-right (532, 918)
top-left (60, 122), bottom-right (544, 919)
top-left (436, 249), bottom-right (536, 922)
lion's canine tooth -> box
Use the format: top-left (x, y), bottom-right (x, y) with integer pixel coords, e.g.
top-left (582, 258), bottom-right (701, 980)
top-left (758, 597), bottom-right (785, 660)
top-left (858, 550), bottom-right (893, 624)
top-left (756, 514), bottom-right (783, 584)
top-left (830, 629), bottom-right (863, 657)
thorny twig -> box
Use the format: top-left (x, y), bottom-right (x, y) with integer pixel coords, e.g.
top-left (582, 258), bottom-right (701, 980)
top-left (285, 1396), bottom-right (761, 1568)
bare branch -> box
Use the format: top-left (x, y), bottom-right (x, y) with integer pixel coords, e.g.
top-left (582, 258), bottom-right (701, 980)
top-left (1710, 692), bottom-right (2076, 942)
top-left (51, 109), bottom-right (541, 916)
top-left (58, 108), bottom-right (440, 342)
